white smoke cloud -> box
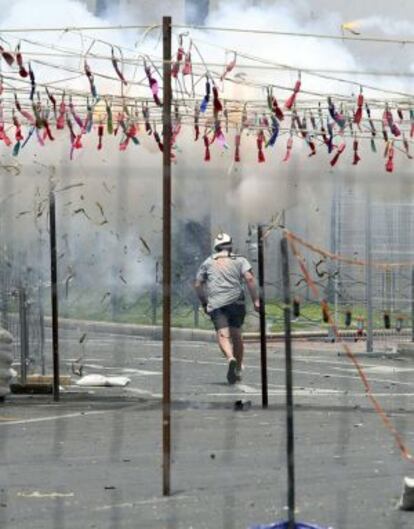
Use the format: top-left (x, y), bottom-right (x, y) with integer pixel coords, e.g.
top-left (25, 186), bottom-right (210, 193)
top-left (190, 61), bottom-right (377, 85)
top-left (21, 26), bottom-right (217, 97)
top-left (0, 0), bottom-right (413, 311)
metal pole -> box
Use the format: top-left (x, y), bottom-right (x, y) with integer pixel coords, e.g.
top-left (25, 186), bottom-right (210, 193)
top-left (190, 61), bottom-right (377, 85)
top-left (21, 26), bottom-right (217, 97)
top-left (151, 261), bottom-right (158, 325)
top-left (411, 267), bottom-right (414, 342)
top-left (19, 287), bottom-right (28, 385)
top-left (365, 192), bottom-right (373, 352)
top-left (257, 224), bottom-right (268, 408)
top-left (38, 284), bottom-right (45, 375)
top-left (49, 188), bottom-right (60, 401)
top-left (280, 237), bottom-right (295, 529)
top-left (193, 299), bottom-right (200, 328)
top-left (162, 15), bottom-right (172, 497)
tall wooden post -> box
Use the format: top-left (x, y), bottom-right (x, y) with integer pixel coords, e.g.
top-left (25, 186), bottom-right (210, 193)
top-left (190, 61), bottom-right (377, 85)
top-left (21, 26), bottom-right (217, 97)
top-left (162, 15), bottom-right (172, 497)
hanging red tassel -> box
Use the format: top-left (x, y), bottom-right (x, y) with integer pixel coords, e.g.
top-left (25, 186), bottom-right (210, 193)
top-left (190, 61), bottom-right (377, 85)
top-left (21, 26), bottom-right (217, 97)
top-left (84, 60), bottom-right (98, 98)
top-left (43, 119), bottom-right (55, 141)
top-left (282, 136), bottom-right (293, 162)
top-left (234, 133), bottom-right (241, 162)
top-left (383, 105), bottom-right (401, 137)
top-left (284, 75), bottom-right (301, 110)
top-left (403, 134), bottom-right (413, 159)
top-left (0, 104), bottom-right (11, 147)
top-left (352, 138), bottom-right (361, 165)
top-left (385, 141), bottom-right (394, 172)
top-left (193, 104), bottom-right (200, 141)
top-left (97, 123), bottom-right (104, 150)
top-left (182, 42), bottom-right (192, 75)
top-left (212, 86), bottom-right (223, 117)
top-left (203, 134), bottom-right (211, 161)
top-left (15, 43), bottom-right (28, 78)
top-left (271, 98), bottom-right (284, 121)
top-left (353, 88), bottom-right (363, 125)
top-left (172, 37), bottom-right (184, 78)
top-left (56, 95), bottom-right (66, 129)
top-left (220, 52), bottom-right (237, 81)
top-left (0, 45), bottom-right (14, 66)
top-left (330, 143), bottom-right (346, 167)
top-left (12, 112), bottom-right (23, 142)
top-left (257, 130), bottom-right (265, 162)
top-left (0, 124), bottom-right (11, 147)
top-left (73, 134), bottom-right (82, 149)
top-left (144, 62), bottom-right (162, 106)
top-left (14, 93), bottom-right (35, 125)
top-left (45, 88), bottom-right (57, 121)
top-left (154, 130), bottom-right (164, 152)
top-left (69, 97), bottom-right (83, 129)
top-left (111, 47), bottom-right (127, 85)
top-left (142, 103), bottom-right (152, 135)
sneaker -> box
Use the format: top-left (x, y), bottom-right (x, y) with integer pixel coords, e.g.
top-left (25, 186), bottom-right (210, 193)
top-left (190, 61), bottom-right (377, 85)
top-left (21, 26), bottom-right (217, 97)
top-left (227, 358), bottom-right (237, 385)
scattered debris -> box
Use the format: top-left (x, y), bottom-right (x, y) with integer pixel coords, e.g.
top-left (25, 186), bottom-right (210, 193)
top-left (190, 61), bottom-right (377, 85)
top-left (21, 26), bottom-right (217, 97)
top-left (139, 236), bottom-right (151, 254)
top-left (399, 477), bottom-right (414, 510)
top-left (234, 399), bottom-right (251, 411)
top-left (17, 491), bottom-right (74, 498)
top-left (101, 292), bottom-right (111, 303)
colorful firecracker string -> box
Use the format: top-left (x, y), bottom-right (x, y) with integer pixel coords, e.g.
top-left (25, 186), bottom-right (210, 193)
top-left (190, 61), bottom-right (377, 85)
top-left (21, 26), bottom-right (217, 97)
top-left (0, 27), bottom-right (413, 167)
top-left (279, 227), bottom-right (414, 464)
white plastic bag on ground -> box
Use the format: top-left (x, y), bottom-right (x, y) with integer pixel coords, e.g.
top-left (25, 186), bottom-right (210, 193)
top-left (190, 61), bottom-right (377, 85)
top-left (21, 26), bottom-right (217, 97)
top-left (76, 374), bottom-right (131, 387)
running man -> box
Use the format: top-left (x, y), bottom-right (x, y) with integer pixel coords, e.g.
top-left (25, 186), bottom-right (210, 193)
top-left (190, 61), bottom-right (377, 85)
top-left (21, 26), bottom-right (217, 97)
top-left (194, 232), bottom-right (260, 384)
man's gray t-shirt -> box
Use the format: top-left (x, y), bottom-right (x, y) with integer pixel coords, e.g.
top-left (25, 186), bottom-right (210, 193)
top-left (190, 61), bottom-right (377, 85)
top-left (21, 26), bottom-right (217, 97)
top-left (196, 252), bottom-right (252, 312)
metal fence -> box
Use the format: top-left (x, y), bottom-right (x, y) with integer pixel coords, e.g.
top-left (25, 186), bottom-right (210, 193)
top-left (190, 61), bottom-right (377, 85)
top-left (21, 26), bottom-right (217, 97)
top-left (0, 260), bottom-right (45, 380)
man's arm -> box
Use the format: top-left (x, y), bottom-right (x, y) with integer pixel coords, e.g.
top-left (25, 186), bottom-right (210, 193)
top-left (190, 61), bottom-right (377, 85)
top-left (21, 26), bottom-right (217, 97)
top-left (244, 270), bottom-right (260, 312)
top-left (194, 279), bottom-right (208, 312)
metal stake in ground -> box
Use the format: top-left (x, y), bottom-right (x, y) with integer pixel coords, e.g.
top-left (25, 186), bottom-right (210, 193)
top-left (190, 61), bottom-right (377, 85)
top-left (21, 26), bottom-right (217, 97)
top-left (411, 267), bottom-right (414, 342)
top-left (49, 186), bottom-right (60, 402)
top-left (18, 286), bottom-right (28, 385)
top-left (162, 14), bottom-right (172, 497)
top-left (257, 224), bottom-right (268, 408)
top-left (281, 236), bottom-right (295, 529)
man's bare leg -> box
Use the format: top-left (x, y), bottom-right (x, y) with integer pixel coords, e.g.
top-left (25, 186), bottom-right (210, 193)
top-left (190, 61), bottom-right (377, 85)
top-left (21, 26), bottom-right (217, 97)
top-left (229, 327), bottom-right (244, 370)
top-left (217, 327), bottom-right (238, 384)
top-left (216, 327), bottom-right (234, 361)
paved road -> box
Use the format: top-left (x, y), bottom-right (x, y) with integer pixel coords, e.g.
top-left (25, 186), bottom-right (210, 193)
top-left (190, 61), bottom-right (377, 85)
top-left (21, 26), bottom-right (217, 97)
top-left (1, 331), bottom-right (414, 528)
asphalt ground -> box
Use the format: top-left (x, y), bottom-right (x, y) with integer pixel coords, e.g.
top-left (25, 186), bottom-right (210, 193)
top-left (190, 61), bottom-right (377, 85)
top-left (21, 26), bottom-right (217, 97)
top-left (1, 331), bottom-right (414, 528)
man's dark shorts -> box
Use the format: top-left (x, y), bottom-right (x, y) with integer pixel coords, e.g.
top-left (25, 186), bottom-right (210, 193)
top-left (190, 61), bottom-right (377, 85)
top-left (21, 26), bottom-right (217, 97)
top-left (209, 302), bottom-right (246, 331)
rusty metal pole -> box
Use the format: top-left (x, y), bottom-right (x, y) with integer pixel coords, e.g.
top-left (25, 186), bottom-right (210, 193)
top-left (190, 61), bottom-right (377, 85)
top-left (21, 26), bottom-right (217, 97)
top-left (257, 224), bottom-right (268, 408)
top-left (49, 186), bottom-right (60, 402)
top-left (162, 15), bottom-right (172, 497)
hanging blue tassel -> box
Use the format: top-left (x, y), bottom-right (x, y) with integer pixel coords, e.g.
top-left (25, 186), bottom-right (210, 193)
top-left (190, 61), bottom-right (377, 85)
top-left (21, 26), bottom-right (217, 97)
top-left (21, 126), bottom-right (35, 148)
top-left (267, 116), bottom-right (279, 147)
top-left (12, 141), bottom-right (21, 157)
top-left (200, 79), bottom-right (211, 113)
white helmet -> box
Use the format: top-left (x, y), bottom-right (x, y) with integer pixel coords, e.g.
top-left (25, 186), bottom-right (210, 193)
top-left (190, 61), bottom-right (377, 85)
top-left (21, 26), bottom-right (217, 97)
top-left (213, 232), bottom-right (232, 251)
